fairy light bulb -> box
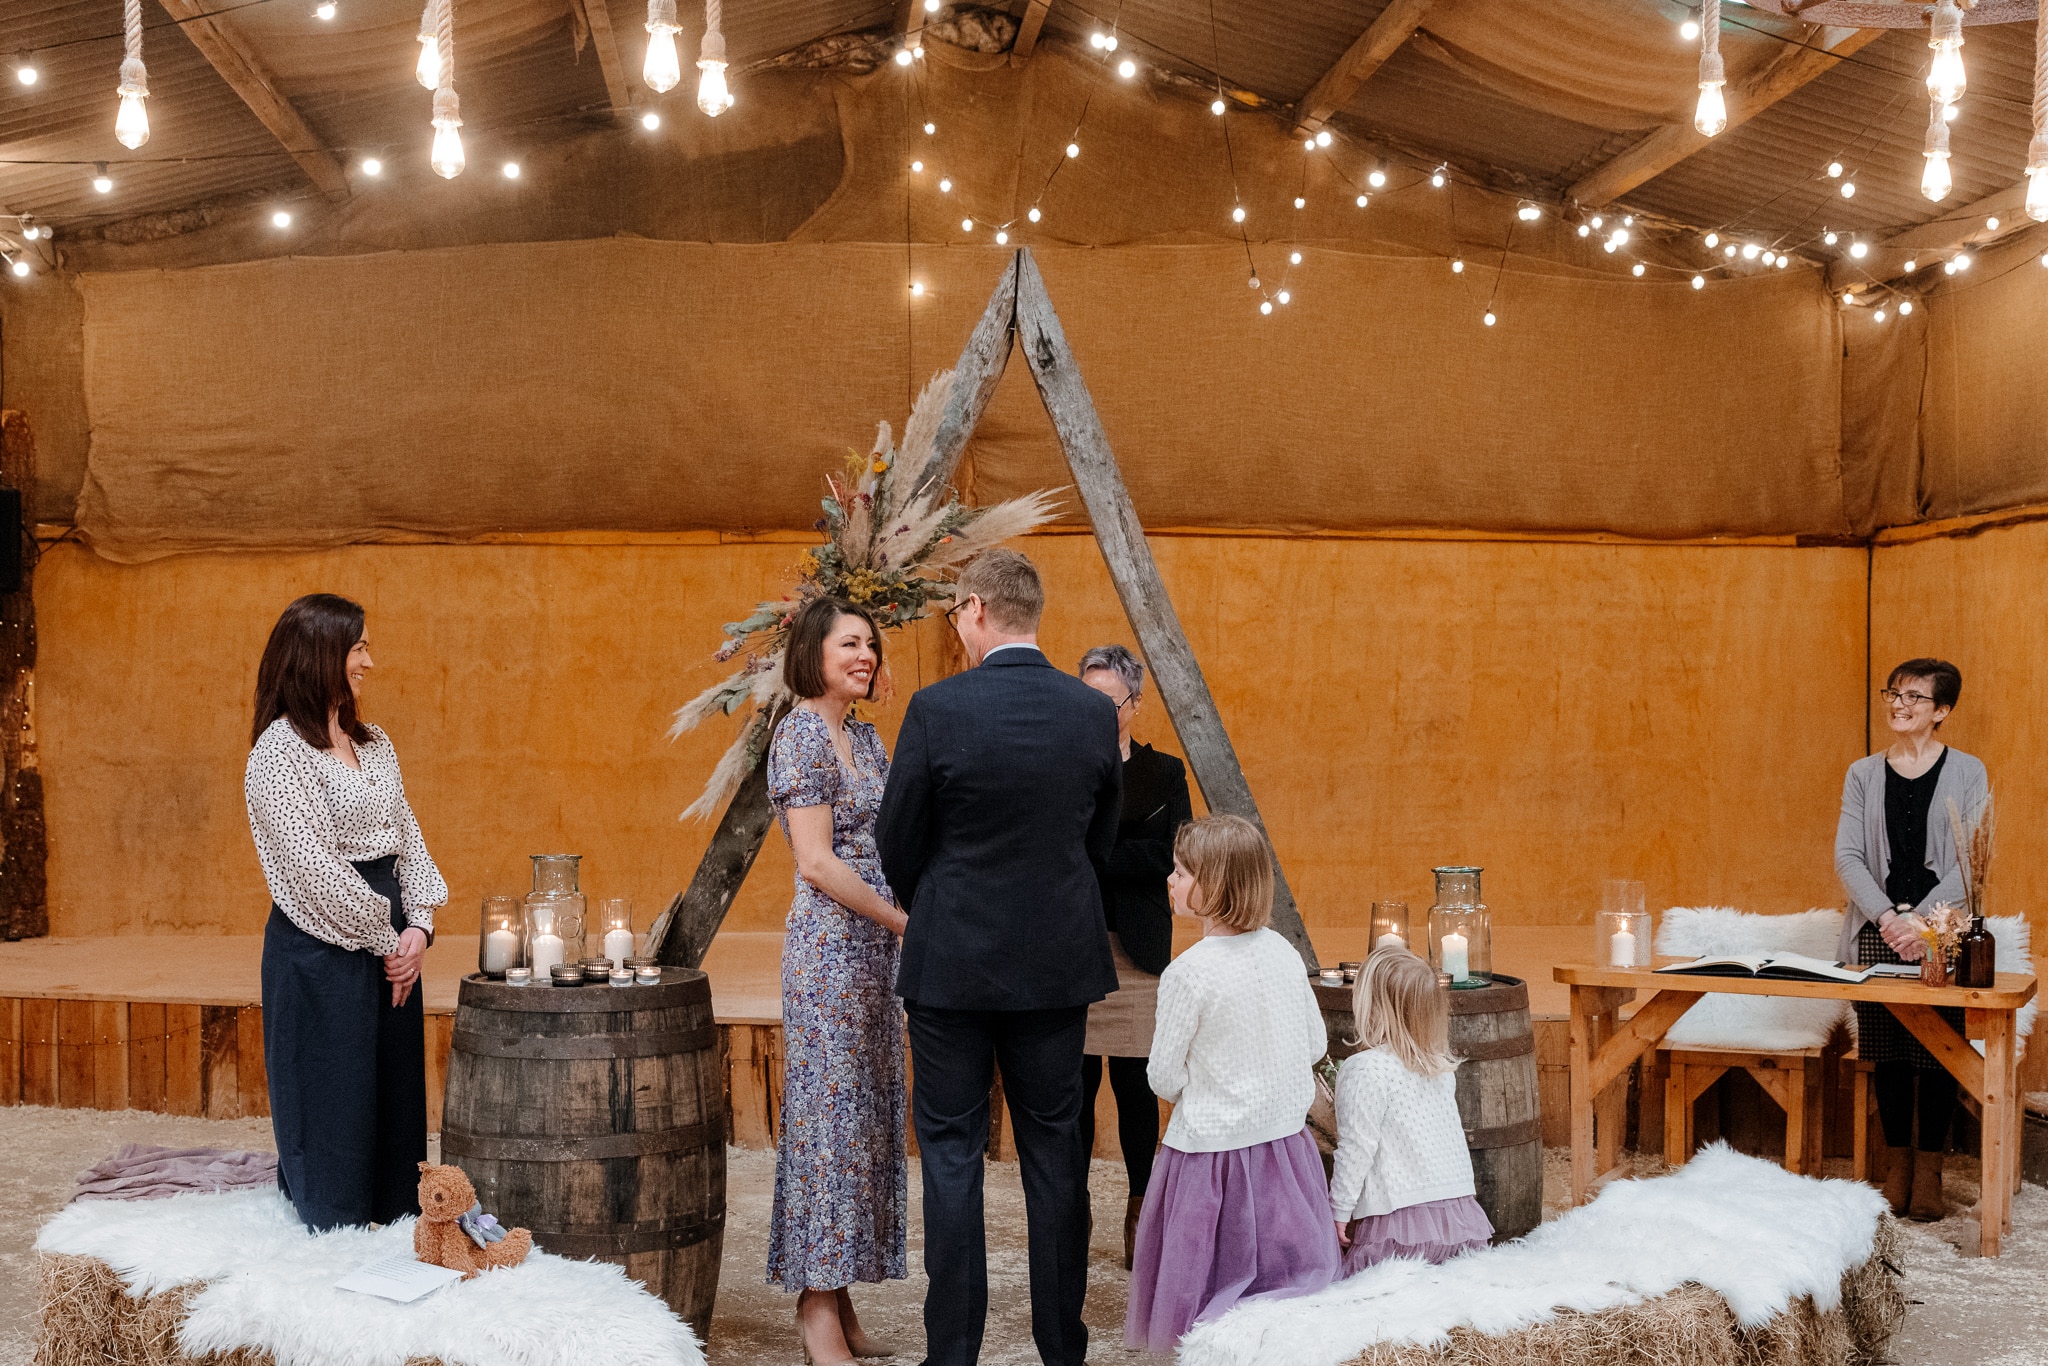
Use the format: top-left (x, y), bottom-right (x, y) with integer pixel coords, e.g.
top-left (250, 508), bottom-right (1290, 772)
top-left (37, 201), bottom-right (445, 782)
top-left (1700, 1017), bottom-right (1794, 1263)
top-left (1927, 0), bottom-right (1966, 107)
top-left (1903, 258), bottom-right (1917, 272)
top-left (1451, 259), bottom-right (1464, 274)
top-left (272, 210), bottom-right (292, 228)
top-left (1230, 205), bottom-right (1245, 223)
top-left (1315, 130), bottom-right (1332, 147)
top-left (1875, 308), bottom-right (1887, 322)
top-left (995, 230), bottom-right (1008, 244)
top-left (1922, 100), bottom-right (1952, 202)
top-left (1900, 300), bottom-right (1914, 314)
top-left (1516, 201), bottom-right (1540, 221)
top-left (1775, 256), bottom-right (1788, 268)
top-left (1987, 216), bottom-right (2000, 231)
top-left (1290, 251), bottom-right (1302, 265)
top-left (1681, 17), bottom-right (1699, 39)
top-left (894, 49), bottom-right (913, 66)
top-left (1355, 194), bottom-right (1368, 208)
top-left (643, 0), bottom-right (682, 93)
top-left (961, 217), bottom-right (972, 231)
top-left (1483, 311), bottom-right (1496, 327)
top-left (1027, 206), bottom-right (1041, 222)
top-left (1591, 215), bottom-right (1604, 229)
top-left (8, 257), bottom-right (27, 278)
top-left (1850, 241), bottom-right (1868, 259)
top-left (1210, 98), bottom-right (1225, 115)
top-left (1293, 196), bottom-right (1306, 209)
top-left (1741, 242), bottom-right (1759, 259)
top-left (416, 0), bottom-right (442, 88)
top-left (362, 157), bottom-right (383, 176)
top-left (1762, 250), bottom-right (1776, 265)
top-left (1840, 181), bottom-right (1856, 198)
top-left (1724, 244), bottom-right (1736, 257)
top-left (14, 53), bottom-right (37, 86)
top-left (316, 1), bottom-right (338, 17)
top-left (1259, 301), bottom-right (1273, 315)
top-left (937, 178), bottom-right (951, 192)
top-left (1430, 168), bottom-right (1446, 188)
top-left (1277, 290), bottom-right (1290, 304)
top-left (1823, 230), bottom-right (1838, 246)
top-left (1632, 263), bottom-right (1645, 277)
top-left (1117, 59), bottom-right (1136, 78)
top-left (1103, 33), bottom-right (1118, 50)
top-left (92, 163), bottom-right (113, 194)
top-left (923, 122), bottom-right (935, 135)
top-left (1368, 168), bottom-right (1387, 188)
top-left (1704, 232), bottom-right (1719, 248)
top-left (642, 111), bottom-right (661, 129)
top-left (910, 159), bottom-right (922, 173)
top-left (1692, 274), bottom-right (1706, 289)
top-left (1842, 290), bottom-right (1855, 305)
top-left (910, 281), bottom-right (924, 296)
top-left (1577, 224), bottom-right (1591, 238)
top-left (1065, 141), bottom-right (1079, 158)
top-left (1826, 161), bottom-right (1843, 178)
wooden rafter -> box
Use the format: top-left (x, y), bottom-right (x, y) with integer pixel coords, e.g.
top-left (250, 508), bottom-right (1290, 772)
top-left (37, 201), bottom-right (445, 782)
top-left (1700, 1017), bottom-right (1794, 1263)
top-left (1880, 180), bottom-right (2031, 254)
top-left (152, 0), bottom-right (350, 203)
top-left (569, 0), bottom-right (634, 117)
top-left (896, 0), bottom-right (928, 41)
top-left (1292, 0), bottom-right (1437, 137)
top-left (1568, 25), bottom-right (1886, 209)
top-left (1011, 0), bottom-right (1052, 66)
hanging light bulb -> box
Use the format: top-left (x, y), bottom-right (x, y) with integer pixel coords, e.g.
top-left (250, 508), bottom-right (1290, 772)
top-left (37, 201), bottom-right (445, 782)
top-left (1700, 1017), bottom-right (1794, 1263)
top-left (1826, 161), bottom-right (1843, 178)
top-left (1899, 299), bottom-right (1914, 314)
top-left (1922, 99), bottom-right (1952, 201)
top-left (1277, 290), bottom-right (1290, 304)
top-left (315, 0), bottom-right (338, 17)
top-left (362, 157), bottom-right (383, 176)
top-left (1850, 241), bottom-right (1868, 259)
top-left (1451, 259), bottom-right (1464, 273)
top-left (894, 48), bottom-right (913, 66)
top-left (1430, 167), bottom-right (1446, 188)
top-left (428, 0), bottom-right (463, 179)
top-left (1027, 205), bottom-right (1041, 222)
top-left (1210, 97), bottom-right (1225, 115)
top-left (644, 0), bottom-right (682, 93)
top-left (1516, 201), bottom-right (1540, 221)
top-left (14, 52), bottom-right (37, 86)
top-left (1839, 181), bottom-right (1856, 198)
top-left (416, 0), bottom-right (442, 88)
top-left (1355, 194), bottom-right (1368, 207)
top-left (1695, 0), bottom-right (1726, 136)
top-left (1632, 263), bottom-right (1646, 277)
top-left (1692, 274), bottom-right (1706, 289)
top-left (1367, 168), bottom-right (1387, 189)
top-left (1741, 242), bottom-right (1760, 259)
top-left (1483, 311), bottom-right (1496, 326)
top-left (1117, 59), bottom-right (1136, 79)
top-left (1926, 0), bottom-right (1966, 107)
top-left (114, 0), bottom-right (150, 149)
top-left (995, 230), bottom-right (1008, 244)
top-left (1290, 250), bottom-right (1302, 265)
top-left (1823, 230), bottom-right (1838, 246)
top-left (1903, 258), bottom-right (1917, 272)
top-left (1704, 231), bottom-right (1719, 248)
top-left (1231, 205), bottom-right (1246, 223)
top-left (1577, 224), bottom-right (1591, 238)
top-left (642, 110), bottom-right (661, 129)
top-left (1259, 300), bottom-right (1273, 315)
top-left (1680, 16), bottom-right (1700, 40)
top-left (92, 163), bottom-right (113, 194)
top-left (1316, 130), bottom-right (1332, 147)
top-left (1065, 141), bottom-right (1080, 158)
top-left (7, 255), bottom-right (28, 279)
top-left (1247, 275), bottom-right (1259, 288)
top-left (696, 0), bottom-right (732, 116)
top-left (2027, 8), bottom-right (2048, 222)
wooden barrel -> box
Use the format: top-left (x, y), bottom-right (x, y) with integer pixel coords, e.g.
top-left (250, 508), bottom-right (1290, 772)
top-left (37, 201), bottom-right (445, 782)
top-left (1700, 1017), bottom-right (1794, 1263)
top-left (441, 969), bottom-right (728, 1337)
top-left (1314, 972), bottom-right (1543, 1241)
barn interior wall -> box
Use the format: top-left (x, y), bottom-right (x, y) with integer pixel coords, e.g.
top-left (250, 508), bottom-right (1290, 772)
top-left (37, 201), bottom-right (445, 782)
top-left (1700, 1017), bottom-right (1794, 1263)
top-left (37, 533), bottom-right (1867, 952)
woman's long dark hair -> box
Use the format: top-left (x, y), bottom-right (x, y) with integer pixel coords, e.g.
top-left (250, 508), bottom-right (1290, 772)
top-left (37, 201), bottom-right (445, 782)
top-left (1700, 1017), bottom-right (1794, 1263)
top-left (252, 594), bottom-right (371, 749)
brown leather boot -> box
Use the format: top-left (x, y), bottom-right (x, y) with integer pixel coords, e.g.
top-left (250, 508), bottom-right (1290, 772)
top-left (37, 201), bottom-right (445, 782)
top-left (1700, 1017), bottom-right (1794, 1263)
top-left (1123, 1195), bottom-right (1144, 1271)
top-left (1907, 1149), bottom-right (1946, 1222)
top-left (1879, 1143), bottom-right (1913, 1216)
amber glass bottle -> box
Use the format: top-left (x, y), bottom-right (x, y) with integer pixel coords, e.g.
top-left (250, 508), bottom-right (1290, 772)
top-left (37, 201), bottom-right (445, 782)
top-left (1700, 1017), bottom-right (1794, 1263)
top-left (1957, 916), bottom-right (1996, 989)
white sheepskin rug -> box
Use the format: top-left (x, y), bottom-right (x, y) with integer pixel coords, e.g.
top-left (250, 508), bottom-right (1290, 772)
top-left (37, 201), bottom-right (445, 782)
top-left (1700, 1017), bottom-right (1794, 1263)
top-left (1973, 914), bottom-right (2037, 1055)
top-left (35, 1188), bottom-right (704, 1366)
top-left (1655, 907), bottom-right (1850, 1051)
top-left (1177, 1144), bottom-right (1886, 1366)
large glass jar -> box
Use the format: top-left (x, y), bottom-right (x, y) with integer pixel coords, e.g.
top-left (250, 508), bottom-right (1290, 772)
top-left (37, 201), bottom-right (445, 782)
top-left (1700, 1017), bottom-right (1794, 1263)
top-left (1427, 865), bottom-right (1492, 988)
top-left (479, 895), bottom-right (523, 978)
top-left (525, 854), bottom-right (587, 984)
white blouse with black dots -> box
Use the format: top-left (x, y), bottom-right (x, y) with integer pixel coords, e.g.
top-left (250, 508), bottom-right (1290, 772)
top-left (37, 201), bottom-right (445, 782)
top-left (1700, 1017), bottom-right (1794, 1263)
top-left (244, 716), bottom-right (447, 955)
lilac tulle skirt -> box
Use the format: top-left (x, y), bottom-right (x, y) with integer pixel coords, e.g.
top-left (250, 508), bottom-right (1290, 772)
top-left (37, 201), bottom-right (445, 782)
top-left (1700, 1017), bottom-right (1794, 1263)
top-left (1340, 1195), bottom-right (1494, 1277)
top-left (1125, 1128), bottom-right (1341, 1353)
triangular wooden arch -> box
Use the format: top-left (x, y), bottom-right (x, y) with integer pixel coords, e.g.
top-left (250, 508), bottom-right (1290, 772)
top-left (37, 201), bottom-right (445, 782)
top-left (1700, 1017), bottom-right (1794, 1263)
top-left (657, 250), bottom-right (1318, 970)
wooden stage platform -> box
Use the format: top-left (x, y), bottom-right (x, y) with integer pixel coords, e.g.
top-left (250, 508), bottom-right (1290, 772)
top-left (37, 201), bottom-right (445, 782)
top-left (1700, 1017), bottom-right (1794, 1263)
top-left (0, 927), bottom-right (1585, 1154)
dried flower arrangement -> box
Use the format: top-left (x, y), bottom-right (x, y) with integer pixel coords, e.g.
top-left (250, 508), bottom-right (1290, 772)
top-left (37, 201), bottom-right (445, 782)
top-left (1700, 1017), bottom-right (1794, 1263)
top-left (1946, 793), bottom-right (1995, 919)
top-left (668, 369), bottom-right (1061, 820)
top-left (1915, 900), bottom-right (1970, 970)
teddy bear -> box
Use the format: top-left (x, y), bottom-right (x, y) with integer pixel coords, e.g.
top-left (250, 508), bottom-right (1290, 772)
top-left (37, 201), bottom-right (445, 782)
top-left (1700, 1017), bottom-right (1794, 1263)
top-left (414, 1161), bottom-right (533, 1279)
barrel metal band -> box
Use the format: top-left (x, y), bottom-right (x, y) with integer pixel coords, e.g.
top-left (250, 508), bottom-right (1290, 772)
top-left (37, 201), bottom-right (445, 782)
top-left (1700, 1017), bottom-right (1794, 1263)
top-left (451, 1026), bottom-right (717, 1060)
top-left (1453, 1035), bottom-right (1534, 1062)
top-left (1463, 1117), bottom-right (1543, 1150)
top-left (532, 1214), bottom-right (726, 1256)
top-left (442, 1122), bottom-right (720, 1162)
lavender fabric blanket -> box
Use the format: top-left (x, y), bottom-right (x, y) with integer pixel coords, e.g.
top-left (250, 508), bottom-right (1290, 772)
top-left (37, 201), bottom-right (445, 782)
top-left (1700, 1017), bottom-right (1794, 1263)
top-left (72, 1144), bottom-right (278, 1202)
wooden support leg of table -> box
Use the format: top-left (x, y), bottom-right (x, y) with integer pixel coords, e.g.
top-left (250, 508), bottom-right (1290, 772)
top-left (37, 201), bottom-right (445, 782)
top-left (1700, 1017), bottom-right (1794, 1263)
top-left (1851, 1063), bottom-right (1870, 1183)
top-left (1569, 986), bottom-right (1698, 1204)
top-left (1980, 1008), bottom-right (2016, 1254)
top-left (1664, 1058), bottom-right (1688, 1169)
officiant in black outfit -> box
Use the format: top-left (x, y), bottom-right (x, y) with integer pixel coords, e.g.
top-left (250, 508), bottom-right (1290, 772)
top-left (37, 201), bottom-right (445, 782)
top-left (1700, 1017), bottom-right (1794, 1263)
top-left (877, 548), bottom-right (1122, 1366)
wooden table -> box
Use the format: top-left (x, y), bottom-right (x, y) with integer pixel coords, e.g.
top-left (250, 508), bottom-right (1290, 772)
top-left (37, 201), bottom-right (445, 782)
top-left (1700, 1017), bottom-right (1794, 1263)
top-left (1554, 963), bottom-right (2037, 1256)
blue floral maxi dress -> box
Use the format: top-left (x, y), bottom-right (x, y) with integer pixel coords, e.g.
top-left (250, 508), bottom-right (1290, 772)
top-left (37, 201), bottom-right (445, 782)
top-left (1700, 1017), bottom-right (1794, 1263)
top-left (765, 707), bottom-right (908, 1291)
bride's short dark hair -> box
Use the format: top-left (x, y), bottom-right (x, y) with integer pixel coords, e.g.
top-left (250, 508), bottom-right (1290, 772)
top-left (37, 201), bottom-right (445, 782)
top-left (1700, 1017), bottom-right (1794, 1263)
top-left (783, 597), bottom-right (882, 700)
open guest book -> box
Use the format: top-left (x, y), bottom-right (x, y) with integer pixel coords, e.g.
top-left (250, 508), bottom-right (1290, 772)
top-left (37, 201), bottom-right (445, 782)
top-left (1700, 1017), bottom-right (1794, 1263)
top-left (1654, 953), bottom-right (1875, 984)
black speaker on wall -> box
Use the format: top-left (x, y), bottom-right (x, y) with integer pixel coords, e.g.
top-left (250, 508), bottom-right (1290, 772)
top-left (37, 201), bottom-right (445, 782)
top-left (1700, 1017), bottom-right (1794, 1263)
top-left (0, 487), bottom-right (22, 596)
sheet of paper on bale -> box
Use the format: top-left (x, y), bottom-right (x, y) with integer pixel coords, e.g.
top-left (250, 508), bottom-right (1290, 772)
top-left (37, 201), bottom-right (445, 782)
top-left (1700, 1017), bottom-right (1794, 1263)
top-left (35, 1188), bottom-right (702, 1366)
top-left (1177, 1145), bottom-right (1902, 1366)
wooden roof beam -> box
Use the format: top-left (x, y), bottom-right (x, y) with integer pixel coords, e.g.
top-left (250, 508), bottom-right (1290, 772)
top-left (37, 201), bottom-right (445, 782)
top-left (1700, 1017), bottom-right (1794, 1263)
top-left (569, 0), bottom-right (634, 117)
top-left (897, 0), bottom-right (929, 42)
top-left (152, 0), bottom-right (350, 203)
top-left (1011, 0), bottom-right (1052, 66)
top-left (1568, 25), bottom-right (1887, 209)
top-left (1292, 0), bottom-right (1437, 137)
top-left (1826, 180), bottom-right (2035, 291)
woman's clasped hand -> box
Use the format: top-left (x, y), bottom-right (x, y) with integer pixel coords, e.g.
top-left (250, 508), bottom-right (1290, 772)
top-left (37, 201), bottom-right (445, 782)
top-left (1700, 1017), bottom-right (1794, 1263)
top-left (385, 925), bottom-right (430, 1005)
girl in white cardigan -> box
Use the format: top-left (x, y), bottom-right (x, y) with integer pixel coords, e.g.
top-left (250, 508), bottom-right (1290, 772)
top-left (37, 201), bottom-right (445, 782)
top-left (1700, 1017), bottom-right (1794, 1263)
top-left (1330, 947), bottom-right (1493, 1274)
top-left (1124, 815), bottom-right (1338, 1353)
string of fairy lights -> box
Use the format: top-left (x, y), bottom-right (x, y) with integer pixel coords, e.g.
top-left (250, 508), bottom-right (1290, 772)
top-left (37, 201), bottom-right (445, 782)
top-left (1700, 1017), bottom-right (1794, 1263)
top-left (6, 0), bottom-right (2048, 323)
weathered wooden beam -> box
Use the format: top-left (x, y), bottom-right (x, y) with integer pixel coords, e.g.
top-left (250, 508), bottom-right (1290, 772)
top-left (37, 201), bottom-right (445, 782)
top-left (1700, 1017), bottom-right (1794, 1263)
top-left (896, 0), bottom-right (928, 41)
top-left (1011, 0), bottom-right (1052, 66)
top-left (1292, 0), bottom-right (1436, 137)
top-left (0, 411), bottom-right (44, 943)
top-left (152, 0), bottom-right (351, 203)
top-left (1011, 248), bottom-right (1318, 969)
top-left (1568, 25), bottom-right (1886, 208)
top-left (1877, 180), bottom-right (2030, 254)
top-left (907, 253), bottom-right (1017, 501)
top-left (569, 0), bottom-right (634, 117)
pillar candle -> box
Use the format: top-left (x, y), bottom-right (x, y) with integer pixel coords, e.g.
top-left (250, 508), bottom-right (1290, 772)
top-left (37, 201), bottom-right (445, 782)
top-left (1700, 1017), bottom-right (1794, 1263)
top-left (1609, 928), bottom-right (1637, 968)
top-left (604, 927), bottom-right (634, 968)
top-left (1375, 931), bottom-right (1405, 951)
top-left (529, 932), bottom-right (565, 982)
top-left (1442, 931), bottom-right (1470, 982)
top-left (483, 928), bottom-right (519, 974)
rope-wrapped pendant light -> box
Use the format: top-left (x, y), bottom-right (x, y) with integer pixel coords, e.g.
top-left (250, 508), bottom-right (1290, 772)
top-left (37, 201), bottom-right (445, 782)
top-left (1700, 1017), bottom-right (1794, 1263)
top-left (696, 0), bottom-right (733, 116)
top-left (1923, 97), bottom-right (1953, 201)
top-left (2028, 0), bottom-right (2048, 219)
top-left (430, 0), bottom-right (464, 178)
top-left (645, 0), bottom-right (682, 94)
top-left (1927, 0), bottom-right (1967, 107)
top-left (1694, 0), bottom-right (1726, 136)
top-left (114, 0), bottom-right (149, 149)
top-left (416, 0), bottom-right (443, 89)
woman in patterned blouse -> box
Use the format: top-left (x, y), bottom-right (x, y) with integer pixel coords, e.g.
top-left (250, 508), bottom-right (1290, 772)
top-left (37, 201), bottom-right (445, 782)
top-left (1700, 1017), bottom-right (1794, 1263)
top-left (244, 593), bottom-right (446, 1231)
top-left (766, 596), bottom-right (907, 1365)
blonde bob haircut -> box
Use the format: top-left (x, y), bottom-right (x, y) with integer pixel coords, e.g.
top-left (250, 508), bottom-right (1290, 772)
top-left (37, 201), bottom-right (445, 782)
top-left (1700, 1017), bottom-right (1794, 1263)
top-left (1172, 814), bottom-right (1274, 933)
top-left (1350, 947), bottom-right (1459, 1076)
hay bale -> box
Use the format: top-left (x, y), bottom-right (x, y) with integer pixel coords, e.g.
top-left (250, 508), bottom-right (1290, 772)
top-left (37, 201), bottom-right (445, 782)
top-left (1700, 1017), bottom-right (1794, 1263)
top-left (32, 1254), bottom-right (445, 1366)
top-left (1340, 1216), bottom-right (1904, 1366)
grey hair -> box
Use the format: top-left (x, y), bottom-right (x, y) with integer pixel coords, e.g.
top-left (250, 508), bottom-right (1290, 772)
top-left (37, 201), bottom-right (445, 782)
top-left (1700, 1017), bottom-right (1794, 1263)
top-left (1078, 644), bottom-right (1144, 698)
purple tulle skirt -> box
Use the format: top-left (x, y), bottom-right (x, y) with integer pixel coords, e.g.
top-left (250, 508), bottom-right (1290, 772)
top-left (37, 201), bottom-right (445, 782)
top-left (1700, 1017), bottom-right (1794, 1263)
top-left (1125, 1128), bottom-right (1341, 1353)
top-left (1340, 1195), bottom-right (1494, 1277)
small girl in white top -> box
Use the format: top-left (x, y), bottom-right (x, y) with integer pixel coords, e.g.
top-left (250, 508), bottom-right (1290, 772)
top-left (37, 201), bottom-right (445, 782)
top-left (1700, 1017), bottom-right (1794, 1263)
top-left (1124, 815), bottom-right (1338, 1353)
top-left (1329, 947), bottom-right (1493, 1275)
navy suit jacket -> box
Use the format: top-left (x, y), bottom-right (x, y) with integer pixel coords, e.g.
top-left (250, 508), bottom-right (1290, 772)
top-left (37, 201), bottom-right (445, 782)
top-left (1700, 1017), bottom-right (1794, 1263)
top-left (877, 646), bottom-right (1123, 1011)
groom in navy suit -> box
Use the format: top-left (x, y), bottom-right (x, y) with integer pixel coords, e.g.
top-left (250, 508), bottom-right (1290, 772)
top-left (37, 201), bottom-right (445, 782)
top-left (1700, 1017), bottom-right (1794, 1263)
top-left (877, 548), bottom-right (1123, 1366)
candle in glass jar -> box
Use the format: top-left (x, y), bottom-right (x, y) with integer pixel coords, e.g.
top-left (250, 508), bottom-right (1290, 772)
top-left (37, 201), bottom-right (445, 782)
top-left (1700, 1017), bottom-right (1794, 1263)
top-left (1375, 931), bottom-right (1405, 951)
top-left (1609, 928), bottom-right (1636, 968)
top-left (483, 928), bottom-right (519, 974)
top-left (1441, 931), bottom-right (1470, 982)
top-left (529, 932), bottom-right (565, 981)
top-left (604, 927), bottom-right (634, 967)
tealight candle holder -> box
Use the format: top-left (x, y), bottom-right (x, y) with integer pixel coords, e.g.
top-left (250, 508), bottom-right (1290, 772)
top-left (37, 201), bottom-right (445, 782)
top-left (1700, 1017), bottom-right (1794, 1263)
top-left (1597, 879), bottom-right (1652, 969)
top-left (479, 895), bottom-right (522, 978)
top-left (1370, 901), bottom-right (1411, 953)
top-left (600, 898), bottom-right (635, 969)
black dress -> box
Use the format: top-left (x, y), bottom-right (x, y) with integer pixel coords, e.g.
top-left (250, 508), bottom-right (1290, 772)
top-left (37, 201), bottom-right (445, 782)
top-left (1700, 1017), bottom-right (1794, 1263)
top-left (1852, 750), bottom-right (1961, 1070)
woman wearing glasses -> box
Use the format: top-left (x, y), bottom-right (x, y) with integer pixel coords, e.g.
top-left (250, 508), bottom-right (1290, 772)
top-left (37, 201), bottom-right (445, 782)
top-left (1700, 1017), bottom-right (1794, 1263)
top-left (1835, 657), bottom-right (1987, 1223)
top-left (1077, 644), bottom-right (1194, 1269)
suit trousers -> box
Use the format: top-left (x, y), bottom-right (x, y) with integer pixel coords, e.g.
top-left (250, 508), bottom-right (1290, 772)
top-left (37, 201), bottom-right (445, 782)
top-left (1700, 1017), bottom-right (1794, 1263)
top-left (906, 1002), bottom-right (1092, 1366)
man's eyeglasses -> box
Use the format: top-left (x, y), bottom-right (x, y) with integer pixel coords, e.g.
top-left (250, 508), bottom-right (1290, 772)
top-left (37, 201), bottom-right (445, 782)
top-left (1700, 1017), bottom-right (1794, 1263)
top-left (1881, 688), bottom-right (1936, 708)
top-left (943, 594), bottom-right (975, 624)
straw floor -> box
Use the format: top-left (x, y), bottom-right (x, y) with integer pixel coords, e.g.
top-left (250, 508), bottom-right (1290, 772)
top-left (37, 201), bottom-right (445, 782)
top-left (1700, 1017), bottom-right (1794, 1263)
top-left (4, 1107), bottom-right (2045, 1365)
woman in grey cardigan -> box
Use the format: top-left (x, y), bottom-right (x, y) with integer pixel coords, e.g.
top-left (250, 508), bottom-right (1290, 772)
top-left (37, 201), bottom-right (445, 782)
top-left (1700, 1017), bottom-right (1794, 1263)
top-left (1835, 657), bottom-right (1988, 1223)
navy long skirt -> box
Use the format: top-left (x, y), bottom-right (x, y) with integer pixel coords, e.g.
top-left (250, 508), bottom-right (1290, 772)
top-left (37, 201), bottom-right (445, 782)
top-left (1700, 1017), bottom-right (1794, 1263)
top-left (261, 854), bottom-right (427, 1230)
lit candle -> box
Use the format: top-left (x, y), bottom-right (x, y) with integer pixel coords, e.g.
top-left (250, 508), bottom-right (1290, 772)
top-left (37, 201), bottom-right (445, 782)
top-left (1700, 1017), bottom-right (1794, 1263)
top-left (1442, 931), bottom-right (1470, 983)
top-left (1609, 928), bottom-right (1637, 969)
top-left (1375, 932), bottom-right (1405, 951)
top-left (604, 927), bottom-right (634, 968)
top-left (483, 928), bottom-right (519, 974)
top-left (529, 932), bottom-right (565, 982)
